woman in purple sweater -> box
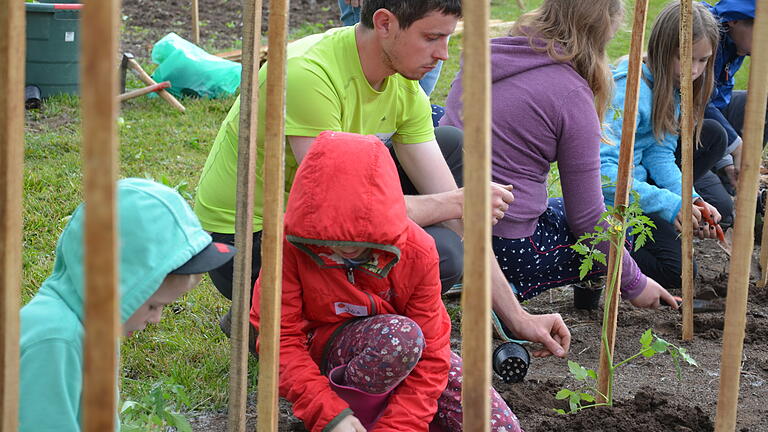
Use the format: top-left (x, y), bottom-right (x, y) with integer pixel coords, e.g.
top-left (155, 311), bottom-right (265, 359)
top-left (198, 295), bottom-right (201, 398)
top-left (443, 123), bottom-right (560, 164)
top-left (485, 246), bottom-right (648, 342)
top-left (441, 0), bottom-right (678, 328)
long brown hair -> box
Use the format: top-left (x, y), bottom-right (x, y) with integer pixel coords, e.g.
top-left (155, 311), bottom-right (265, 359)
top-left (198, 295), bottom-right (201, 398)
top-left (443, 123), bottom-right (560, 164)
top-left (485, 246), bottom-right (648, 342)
top-left (646, 1), bottom-right (719, 143)
top-left (510, 0), bottom-right (625, 124)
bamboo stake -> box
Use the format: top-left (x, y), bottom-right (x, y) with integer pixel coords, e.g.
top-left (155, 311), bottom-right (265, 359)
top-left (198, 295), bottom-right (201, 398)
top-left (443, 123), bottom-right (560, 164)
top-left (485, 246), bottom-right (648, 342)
top-left (715, 1), bottom-right (768, 429)
top-left (81, 0), bottom-right (120, 431)
top-left (596, 0), bottom-right (648, 404)
top-left (516, 0), bottom-right (525, 10)
top-left (0, 1), bottom-right (25, 430)
top-left (461, 0), bottom-right (491, 430)
top-left (679, 0), bottom-right (695, 341)
top-left (256, 0), bottom-right (289, 429)
top-left (226, 0), bottom-right (262, 429)
top-left (192, 0), bottom-right (200, 45)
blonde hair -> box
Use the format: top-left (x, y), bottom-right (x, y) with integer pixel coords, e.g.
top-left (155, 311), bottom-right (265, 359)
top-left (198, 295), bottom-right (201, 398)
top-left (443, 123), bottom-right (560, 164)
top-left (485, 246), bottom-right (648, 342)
top-left (646, 1), bottom-right (719, 143)
top-left (510, 0), bottom-right (625, 124)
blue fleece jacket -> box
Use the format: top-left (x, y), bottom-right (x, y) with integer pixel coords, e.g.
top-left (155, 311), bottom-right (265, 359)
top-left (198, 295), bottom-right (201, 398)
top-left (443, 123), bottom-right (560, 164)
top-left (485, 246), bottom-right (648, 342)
top-left (601, 59), bottom-right (699, 224)
top-left (19, 178), bottom-right (213, 431)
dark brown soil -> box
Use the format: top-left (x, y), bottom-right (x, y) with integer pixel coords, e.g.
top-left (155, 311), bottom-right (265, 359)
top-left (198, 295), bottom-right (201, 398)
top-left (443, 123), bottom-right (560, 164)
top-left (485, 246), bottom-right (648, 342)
top-left (121, 0), bottom-right (338, 59)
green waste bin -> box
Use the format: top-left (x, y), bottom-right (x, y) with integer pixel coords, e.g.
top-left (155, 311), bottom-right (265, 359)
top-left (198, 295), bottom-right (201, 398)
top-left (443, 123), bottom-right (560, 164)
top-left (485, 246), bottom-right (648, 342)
top-left (25, 3), bottom-right (82, 98)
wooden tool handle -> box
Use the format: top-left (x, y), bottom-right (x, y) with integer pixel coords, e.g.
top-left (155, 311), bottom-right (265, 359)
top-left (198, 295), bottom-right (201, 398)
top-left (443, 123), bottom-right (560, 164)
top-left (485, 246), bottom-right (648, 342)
top-left (126, 59), bottom-right (186, 112)
top-left (118, 81), bottom-right (171, 102)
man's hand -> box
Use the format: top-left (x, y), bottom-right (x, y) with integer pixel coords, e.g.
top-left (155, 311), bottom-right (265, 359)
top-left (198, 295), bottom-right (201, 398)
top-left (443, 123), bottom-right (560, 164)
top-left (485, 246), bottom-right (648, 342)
top-left (490, 254), bottom-right (570, 358)
top-left (629, 277), bottom-right (678, 309)
top-left (491, 183), bottom-right (514, 225)
top-left (506, 310), bottom-right (571, 358)
top-left (330, 415), bottom-right (366, 432)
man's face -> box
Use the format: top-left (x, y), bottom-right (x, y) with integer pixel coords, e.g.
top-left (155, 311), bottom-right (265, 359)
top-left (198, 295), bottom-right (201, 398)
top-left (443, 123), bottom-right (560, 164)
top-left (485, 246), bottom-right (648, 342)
top-left (727, 20), bottom-right (753, 56)
top-left (123, 273), bottom-right (201, 337)
top-left (381, 11), bottom-right (458, 81)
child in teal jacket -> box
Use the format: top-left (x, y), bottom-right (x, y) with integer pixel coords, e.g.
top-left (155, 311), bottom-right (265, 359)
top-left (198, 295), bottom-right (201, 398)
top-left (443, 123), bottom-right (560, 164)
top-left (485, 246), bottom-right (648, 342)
top-left (18, 178), bottom-right (235, 431)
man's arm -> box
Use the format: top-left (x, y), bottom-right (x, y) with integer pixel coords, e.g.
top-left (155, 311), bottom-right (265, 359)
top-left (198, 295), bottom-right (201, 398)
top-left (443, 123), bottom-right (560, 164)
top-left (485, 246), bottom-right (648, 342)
top-left (393, 140), bottom-right (513, 232)
top-left (287, 135), bottom-right (316, 164)
top-left (490, 250), bottom-right (571, 358)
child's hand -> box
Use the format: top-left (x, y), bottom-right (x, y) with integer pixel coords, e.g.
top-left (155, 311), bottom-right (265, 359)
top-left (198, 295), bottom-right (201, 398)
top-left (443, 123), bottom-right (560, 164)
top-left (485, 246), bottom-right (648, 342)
top-left (630, 277), bottom-right (678, 309)
top-left (674, 203), bottom-right (703, 233)
top-left (693, 199), bottom-right (722, 240)
top-left (330, 415), bottom-right (366, 432)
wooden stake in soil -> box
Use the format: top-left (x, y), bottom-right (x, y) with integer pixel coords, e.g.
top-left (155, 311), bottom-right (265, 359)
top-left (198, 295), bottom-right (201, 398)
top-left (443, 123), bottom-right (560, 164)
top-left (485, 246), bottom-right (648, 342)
top-left (192, 0), bottom-right (200, 45)
top-left (226, 0), bottom-right (263, 430)
top-left (461, 0), bottom-right (492, 430)
top-left (0, 1), bottom-right (25, 430)
top-left (715, 0), bottom-right (768, 429)
top-left (80, 0), bottom-right (121, 431)
top-left (596, 0), bottom-right (648, 404)
top-left (679, 0), bottom-right (695, 341)
top-left (257, 0), bottom-right (289, 429)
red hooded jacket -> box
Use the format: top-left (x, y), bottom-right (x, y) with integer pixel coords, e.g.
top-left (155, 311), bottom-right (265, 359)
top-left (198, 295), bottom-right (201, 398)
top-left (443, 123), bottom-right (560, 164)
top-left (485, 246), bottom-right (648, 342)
top-left (250, 131), bottom-right (452, 432)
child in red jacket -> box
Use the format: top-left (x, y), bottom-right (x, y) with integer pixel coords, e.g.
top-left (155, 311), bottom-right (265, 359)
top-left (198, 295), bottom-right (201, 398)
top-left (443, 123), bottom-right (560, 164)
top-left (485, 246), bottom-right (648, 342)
top-left (250, 131), bottom-right (521, 432)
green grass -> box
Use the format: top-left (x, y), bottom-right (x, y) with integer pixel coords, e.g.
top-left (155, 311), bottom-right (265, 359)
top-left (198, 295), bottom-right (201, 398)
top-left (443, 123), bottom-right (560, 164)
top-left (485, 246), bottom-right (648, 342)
top-left (21, 0), bottom-right (751, 417)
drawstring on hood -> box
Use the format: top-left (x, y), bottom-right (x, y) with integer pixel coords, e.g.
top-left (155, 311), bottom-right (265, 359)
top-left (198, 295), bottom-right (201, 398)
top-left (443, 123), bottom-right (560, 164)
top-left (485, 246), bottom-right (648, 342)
top-left (284, 131), bottom-right (408, 280)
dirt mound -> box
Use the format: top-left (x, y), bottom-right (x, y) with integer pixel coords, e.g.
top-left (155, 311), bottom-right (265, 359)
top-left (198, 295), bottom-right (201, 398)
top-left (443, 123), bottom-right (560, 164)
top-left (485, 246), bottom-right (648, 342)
top-left (528, 387), bottom-right (713, 432)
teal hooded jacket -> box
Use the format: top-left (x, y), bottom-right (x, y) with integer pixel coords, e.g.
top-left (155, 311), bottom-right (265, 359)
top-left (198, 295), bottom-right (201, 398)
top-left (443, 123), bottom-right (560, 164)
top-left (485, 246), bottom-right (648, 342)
top-left (19, 178), bottom-right (214, 431)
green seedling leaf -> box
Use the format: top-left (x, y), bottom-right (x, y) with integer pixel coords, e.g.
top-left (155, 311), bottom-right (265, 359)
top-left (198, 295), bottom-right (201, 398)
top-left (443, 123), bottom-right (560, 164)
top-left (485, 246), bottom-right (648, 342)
top-left (678, 348), bottom-right (698, 366)
top-left (572, 243), bottom-right (589, 255)
top-left (651, 338), bottom-right (669, 353)
top-left (580, 393), bottom-right (596, 403)
top-left (569, 393), bottom-right (581, 413)
top-left (171, 413), bottom-right (193, 432)
top-left (554, 408), bottom-right (567, 415)
top-left (568, 360), bottom-right (590, 381)
top-left (593, 250), bottom-right (607, 265)
top-left (587, 369), bottom-right (598, 380)
top-left (579, 258), bottom-right (593, 280)
top-left (555, 389), bottom-right (573, 400)
top-left (640, 329), bottom-right (653, 347)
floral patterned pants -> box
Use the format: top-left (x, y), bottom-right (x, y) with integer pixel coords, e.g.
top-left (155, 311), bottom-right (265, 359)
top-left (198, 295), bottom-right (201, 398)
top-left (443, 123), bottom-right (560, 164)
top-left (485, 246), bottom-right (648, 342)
top-left (324, 314), bottom-right (523, 432)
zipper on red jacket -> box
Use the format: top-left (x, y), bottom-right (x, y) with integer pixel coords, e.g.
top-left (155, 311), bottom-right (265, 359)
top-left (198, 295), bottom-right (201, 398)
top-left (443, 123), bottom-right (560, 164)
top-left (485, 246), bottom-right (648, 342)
top-left (346, 267), bottom-right (355, 284)
top-left (345, 266), bottom-right (377, 315)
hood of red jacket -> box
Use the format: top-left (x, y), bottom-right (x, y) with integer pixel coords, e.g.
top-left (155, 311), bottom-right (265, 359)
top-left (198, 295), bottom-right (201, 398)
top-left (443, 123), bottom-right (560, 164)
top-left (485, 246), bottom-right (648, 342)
top-left (284, 131), bottom-right (408, 279)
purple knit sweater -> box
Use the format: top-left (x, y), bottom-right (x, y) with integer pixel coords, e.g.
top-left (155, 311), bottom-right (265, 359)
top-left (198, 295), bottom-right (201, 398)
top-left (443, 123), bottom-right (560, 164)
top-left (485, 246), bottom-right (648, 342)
top-left (441, 36), bottom-right (645, 299)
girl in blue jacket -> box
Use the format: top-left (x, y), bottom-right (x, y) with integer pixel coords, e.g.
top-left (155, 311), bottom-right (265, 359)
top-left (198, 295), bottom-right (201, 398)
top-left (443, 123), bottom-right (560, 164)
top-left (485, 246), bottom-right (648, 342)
top-left (601, 1), bottom-right (723, 290)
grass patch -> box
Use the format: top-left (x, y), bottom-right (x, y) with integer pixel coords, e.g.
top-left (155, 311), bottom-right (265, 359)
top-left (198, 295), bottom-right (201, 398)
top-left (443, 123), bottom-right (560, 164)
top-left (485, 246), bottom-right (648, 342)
top-left (21, 0), bottom-right (750, 417)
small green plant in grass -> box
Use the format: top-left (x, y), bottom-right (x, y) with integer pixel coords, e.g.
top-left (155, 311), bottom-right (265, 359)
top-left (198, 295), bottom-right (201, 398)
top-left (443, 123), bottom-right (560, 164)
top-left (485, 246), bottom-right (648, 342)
top-left (120, 381), bottom-right (193, 432)
top-left (555, 189), bottom-right (696, 412)
top-left (554, 329), bottom-right (697, 414)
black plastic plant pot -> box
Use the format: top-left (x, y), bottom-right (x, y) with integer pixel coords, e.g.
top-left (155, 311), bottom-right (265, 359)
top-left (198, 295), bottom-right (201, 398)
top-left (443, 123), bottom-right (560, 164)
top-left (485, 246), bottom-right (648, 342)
top-left (492, 342), bottom-right (530, 384)
top-left (25, 85), bottom-right (42, 110)
top-left (573, 285), bottom-right (603, 310)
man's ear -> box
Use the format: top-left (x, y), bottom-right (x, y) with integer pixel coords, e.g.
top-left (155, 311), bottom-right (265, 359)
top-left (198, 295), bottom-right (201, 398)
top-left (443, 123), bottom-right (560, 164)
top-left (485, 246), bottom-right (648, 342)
top-left (372, 9), bottom-right (400, 37)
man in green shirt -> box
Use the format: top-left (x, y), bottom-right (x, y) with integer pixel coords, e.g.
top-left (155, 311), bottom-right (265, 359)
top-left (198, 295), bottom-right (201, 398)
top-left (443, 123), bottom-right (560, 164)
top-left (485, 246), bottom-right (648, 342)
top-left (196, 0), bottom-right (571, 359)
top-left (196, 0), bottom-right (470, 296)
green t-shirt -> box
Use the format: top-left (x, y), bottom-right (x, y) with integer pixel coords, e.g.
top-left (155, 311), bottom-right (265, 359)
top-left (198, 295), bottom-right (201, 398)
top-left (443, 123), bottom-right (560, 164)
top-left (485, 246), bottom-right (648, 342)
top-left (194, 26), bottom-right (435, 233)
